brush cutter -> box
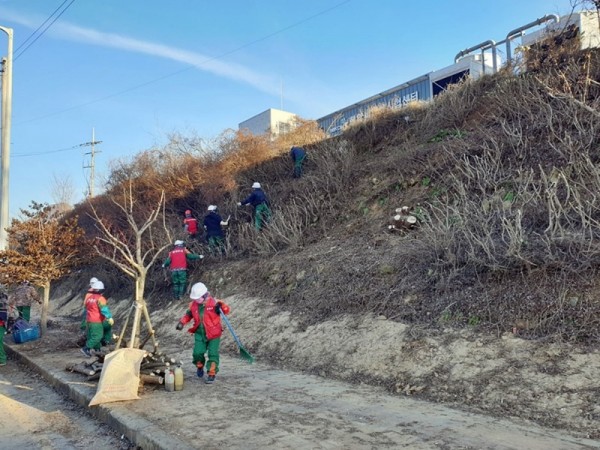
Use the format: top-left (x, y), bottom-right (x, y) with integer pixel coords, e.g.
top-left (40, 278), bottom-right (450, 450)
top-left (220, 312), bottom-right (254, 364)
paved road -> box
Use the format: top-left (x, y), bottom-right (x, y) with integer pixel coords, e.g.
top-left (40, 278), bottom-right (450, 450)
top-left (6, 331), bottom-right (600, 450)
top-left (147, 352), bottom-right (600, 450)
top-left (0, 359), bottom-right (131, 450)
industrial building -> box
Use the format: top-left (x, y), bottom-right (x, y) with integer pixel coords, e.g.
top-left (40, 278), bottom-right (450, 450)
top-left (317, 11), bottom-right (600, 136)
top-left (238, 108), bottom-right (298, 138)
top-left (239, 11), bottom-right (600, 138)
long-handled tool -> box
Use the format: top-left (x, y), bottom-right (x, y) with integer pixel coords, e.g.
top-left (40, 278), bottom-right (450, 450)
top-left (220, 313), bottom-right (254, 363)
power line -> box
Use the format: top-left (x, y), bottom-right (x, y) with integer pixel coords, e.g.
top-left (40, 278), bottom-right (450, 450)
top-left (14, 0), bottom-right (76, 61)
top-left (13, 0), bottom-right (71, 55)
top-left (13, 0), bottom-right (350, 125)
top-left (11, 139), bottom-right (93, 158)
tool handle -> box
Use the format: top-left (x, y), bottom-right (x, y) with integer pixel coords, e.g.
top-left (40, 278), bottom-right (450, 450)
top-left (220, 313), bottom-right (243, 348)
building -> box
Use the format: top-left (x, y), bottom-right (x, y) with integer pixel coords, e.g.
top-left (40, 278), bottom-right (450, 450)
top-left (317, 10), bottom-right (600, 137)
top-left (239, 11), bottom-right (600, 139)
top-left (238, 108), bottom-right (298, 137)
top-left (317, 53), bottom-right (498, 137)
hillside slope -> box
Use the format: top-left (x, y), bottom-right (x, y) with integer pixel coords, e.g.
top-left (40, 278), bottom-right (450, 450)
top-left (54, 49), bottom-right (600, 438)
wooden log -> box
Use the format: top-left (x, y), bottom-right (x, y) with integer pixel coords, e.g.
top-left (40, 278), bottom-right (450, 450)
top-left (140, 361), bottom-right (168, 370)
top-left (67, 363), bottom-right (95, 377)
top-left (140, 374), bottom-right (164, 385)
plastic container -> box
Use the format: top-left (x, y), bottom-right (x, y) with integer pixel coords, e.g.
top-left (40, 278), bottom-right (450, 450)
top-left (12, 319), bottom-right (40, 344)
top-left (174, 366), bottom-right (184, 391)
top-left (12, 319), bottom-right (30, 334)
top-left (165, 368), bottom-right (175, 392)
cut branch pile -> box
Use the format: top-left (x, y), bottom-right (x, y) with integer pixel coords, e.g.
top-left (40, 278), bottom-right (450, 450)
top-left (66, 350), bottom-right (182, 388)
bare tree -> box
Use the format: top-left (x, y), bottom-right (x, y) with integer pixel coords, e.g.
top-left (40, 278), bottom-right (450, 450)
top-left (89, 183), bottom-right (172, 348)
top-left (50, 172), bottom-right (75, 213)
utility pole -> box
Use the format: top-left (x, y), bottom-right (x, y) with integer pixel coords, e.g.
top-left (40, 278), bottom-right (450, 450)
top-left (0, 26), bottom-right (13, 251)
top-left (82, 128), bottom-right (102, 198)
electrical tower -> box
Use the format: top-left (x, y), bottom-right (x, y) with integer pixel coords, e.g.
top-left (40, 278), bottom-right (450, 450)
top-left (82, 128), bottom-right (102, 198)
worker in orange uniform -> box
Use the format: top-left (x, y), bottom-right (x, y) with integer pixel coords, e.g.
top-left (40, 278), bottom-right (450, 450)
top-left (162, 240), bottom-right (203, 300)
top-left (176, 282), bottom-right (230, 384)
top-left (81, 280), bottom-right (113, 357)
top-left (183, 210), bottom-right (199, 240)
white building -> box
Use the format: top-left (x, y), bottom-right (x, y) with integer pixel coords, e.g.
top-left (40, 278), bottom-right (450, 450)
top-left (238, 108), bottom-right (298, 137)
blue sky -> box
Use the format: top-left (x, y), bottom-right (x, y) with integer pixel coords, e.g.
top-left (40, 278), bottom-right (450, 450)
top-left (0, 0), bottom-right (581, 216)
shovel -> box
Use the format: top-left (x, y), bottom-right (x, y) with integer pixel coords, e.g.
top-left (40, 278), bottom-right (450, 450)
top-left (220, 312), bottom-right (254, 364)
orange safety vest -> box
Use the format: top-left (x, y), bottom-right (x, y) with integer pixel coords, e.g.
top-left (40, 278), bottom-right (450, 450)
top-left (169, 247), bottom-right (189, 270)
top-left (183, 217), bottom-right (198, 234)
top-left (84, 292), bottom-right (107, 323)
top-left (180, 295), bottom-right (228, 340)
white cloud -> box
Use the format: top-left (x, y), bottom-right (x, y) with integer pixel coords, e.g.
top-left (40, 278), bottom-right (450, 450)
top-left (2, 9), bottom-right (280, 96)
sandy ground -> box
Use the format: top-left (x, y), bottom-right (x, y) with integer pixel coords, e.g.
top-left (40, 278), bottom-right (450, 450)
top-left (0, 359), bottom-right (132, 449)
top-left (5, 291), bottom-right (594, 449)
top-left (7, 328), bottom-right (600, 450)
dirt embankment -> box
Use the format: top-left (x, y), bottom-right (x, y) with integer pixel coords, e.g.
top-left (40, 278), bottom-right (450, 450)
top-left (49, 288), bottom-right (600, 440)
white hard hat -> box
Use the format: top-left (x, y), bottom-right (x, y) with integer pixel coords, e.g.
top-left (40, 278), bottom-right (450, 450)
top-left (174, 240), bottom-right (185, 246)
top-left (207, 205), bottom-right (217, 211)
top-left (252, 182), bottom-right (261, 189)
top-left (190, 282), bottom-right (208, 300)
top-left (90, 277), bottom-right (99, 285)
top-left (91, 280), bottom-right (104, 290)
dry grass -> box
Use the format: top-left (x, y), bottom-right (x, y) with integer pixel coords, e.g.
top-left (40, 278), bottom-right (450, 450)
top-left (72, 47), bottom-right (600, 344)
top-left (227, 49), bottom-right (600, 343)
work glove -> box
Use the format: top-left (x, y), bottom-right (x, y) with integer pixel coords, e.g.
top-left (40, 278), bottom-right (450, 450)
top-left (214, 302), bottom-right (222, 315)
top-left (106, 318), bottom-right (114, 326)
top-left (199, 254), bottom-right (204, 259)
top-left (237, 202), bottom-right (242, 207)
top-left (176, 322), bottom-right (184, 331)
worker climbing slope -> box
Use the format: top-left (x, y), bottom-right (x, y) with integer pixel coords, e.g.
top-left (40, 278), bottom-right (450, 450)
top-left (237, 182), bottom-right (271, 230)
top-left (183, 209), bottom-right (199, 240)
top-left (203, 205), bottom-right (229, 255)
top-left (290, 146), bottom-right (307, 178)
top-left (162, 240), bottom-right (203, 300)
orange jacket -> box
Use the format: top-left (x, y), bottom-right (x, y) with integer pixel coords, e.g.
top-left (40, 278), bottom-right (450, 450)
top-left (84, 292), bottom-right (111, 323)
top-left (179, 295), bottom-right (229, 340)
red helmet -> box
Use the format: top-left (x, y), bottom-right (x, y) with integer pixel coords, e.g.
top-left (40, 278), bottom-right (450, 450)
top-left (185, 209), bottom-right (191, 215)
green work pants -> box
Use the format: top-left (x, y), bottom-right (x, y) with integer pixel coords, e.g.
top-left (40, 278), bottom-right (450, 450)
top-left (17, 306), bottom-right (31, 322)
top-left (171, 270), bottom-right (188, 300)
top-left (85, 322), bottom-right (104, 351)
top-left (293, 155), bottom-right (306, 178)
top-left (254, 203), bottom-right (272, 231)
top-left (192, 332), bottom-right (221, 375)
top-left (208, 236), bottom-right (225, 255)
top-left (102, 321), bottom-right (113, 345)
top-left (0, 325), bottom-right (6, 364)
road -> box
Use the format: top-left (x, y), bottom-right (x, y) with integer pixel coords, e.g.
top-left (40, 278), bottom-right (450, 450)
top-left (0, 360), bottom-right (131, 450)
top-left (5, 323), bottom-right (600, 450)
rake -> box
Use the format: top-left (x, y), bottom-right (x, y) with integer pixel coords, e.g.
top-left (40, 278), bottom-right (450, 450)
top-left (220, 312), bottom-right (254, 364)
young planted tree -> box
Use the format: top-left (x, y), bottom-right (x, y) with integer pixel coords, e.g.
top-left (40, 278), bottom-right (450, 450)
top-left (89, 183), bottom-right (171, 348)
top-left (0, 202), bottom-right (84, 335)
